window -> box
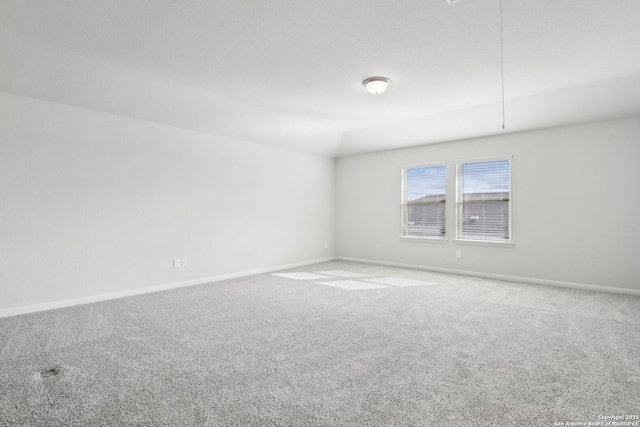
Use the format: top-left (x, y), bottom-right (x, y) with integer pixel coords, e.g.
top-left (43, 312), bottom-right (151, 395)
top-left (456, 157), bottom-right (511, 243)
top-left (401, 163), bottom-right (446, 239)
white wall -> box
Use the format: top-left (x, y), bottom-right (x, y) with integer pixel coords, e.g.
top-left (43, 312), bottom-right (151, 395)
top-left (336, 116), bottom-right (640, 292)
top-left (0, 92), bottom-right (335, 312)
top-left (2, 91), bottom-right (638, 314)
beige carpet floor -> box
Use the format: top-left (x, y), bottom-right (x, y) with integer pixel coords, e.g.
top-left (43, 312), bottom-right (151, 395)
top-left (1, 261), bottom-right (639, 426)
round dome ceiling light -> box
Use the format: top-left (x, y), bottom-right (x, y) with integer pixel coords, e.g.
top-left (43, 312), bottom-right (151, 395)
top-left (362, 76), bottom-right (391, 95)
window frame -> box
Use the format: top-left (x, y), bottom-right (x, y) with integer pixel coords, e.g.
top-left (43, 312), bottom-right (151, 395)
top-left (455, 155), bottom-right (513, 247)
top-left (400, 162), bottom-right (448, 243)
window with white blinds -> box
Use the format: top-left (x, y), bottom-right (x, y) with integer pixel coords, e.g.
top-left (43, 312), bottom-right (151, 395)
top-left (456, 157), bottom-right (511, 242)
top-left (402, 164), bottom-right (446, 238)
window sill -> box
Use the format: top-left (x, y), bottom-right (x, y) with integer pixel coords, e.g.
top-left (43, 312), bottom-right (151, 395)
top-left (455, 238), bottom-right (514, 248)
top-left (399, 236), bottom-right (448, 244)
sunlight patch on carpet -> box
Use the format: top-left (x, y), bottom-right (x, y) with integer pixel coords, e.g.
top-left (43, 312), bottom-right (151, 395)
top-left (272, 272), bottom-right (333, 280)
top-left (365, 277), bottom-right (436, 287)
top-left (316, 280), bottom-right (389, 290)
top-left (314, 270), bottom-right (367, 278)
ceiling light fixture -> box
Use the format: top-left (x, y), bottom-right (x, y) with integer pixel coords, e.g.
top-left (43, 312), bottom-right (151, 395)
top-left (362, 76), bottom-right (391, 95)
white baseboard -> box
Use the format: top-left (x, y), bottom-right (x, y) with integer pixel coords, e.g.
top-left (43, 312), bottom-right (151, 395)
top-left (0, 257), bottom-right (337, 318)
top-left (337, 256), bottom-right (640, 296)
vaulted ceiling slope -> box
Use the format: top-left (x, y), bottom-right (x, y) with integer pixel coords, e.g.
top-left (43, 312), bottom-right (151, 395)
top-left (1, 0), bottom-right (639, 157)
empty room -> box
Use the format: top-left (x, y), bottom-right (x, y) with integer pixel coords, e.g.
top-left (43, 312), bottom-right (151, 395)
top-left (1, 0), bottom-right (639, 426)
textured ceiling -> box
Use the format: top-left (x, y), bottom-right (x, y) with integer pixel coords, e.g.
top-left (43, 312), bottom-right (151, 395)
top-left (1, 0), bottom-right (639, 157)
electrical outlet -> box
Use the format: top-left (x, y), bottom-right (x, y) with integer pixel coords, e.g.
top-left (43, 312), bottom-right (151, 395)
top-left (174, 258), bottom-right (181, 268)
top-left (456, 250), bottom-right (462, 259)
top-left (181, 258), bottom-right (187, 267)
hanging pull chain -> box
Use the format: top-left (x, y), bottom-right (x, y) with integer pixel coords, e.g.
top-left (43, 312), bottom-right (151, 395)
top-left (500, 0), bottom-right (506, 130)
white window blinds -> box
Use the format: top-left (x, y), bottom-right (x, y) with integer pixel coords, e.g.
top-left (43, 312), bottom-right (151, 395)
top-left (456, 158), bottom-right (511, 242)
top-left (402, 164), bottom-right (446, 238)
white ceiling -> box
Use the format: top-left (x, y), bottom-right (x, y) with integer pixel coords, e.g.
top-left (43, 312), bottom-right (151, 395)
top-left (1, 0), bottom-right (639, 157)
